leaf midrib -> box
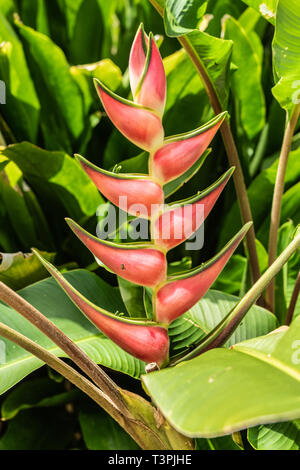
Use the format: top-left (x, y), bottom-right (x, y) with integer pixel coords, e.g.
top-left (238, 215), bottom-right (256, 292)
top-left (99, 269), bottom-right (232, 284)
top-left (0, 332), bottom-right (109, 371)
top-left (234, 345), bottom-right (300, 382)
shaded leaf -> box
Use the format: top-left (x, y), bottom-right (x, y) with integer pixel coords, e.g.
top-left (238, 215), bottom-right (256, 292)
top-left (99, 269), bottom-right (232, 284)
top-left (0, 250), bottom-right (55, 290)
top-left (0, 15), bottom-right (40, 142)
top-left (248, 421), bottom-right (300, 450)
top-left (1, 377), bottom-right (78, 420)
top-left (0, 142), bottom-right (102, 220)
top-left (223, 15), bottom-right (265, 138)
top-left (272, 0), bottom-right (300, 113)
top-left (79, 401), bottom-right (139, 450)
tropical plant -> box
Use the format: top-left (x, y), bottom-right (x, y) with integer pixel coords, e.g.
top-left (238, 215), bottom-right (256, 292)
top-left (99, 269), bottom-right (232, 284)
top-left (0, 0), bottom-right (299, 451)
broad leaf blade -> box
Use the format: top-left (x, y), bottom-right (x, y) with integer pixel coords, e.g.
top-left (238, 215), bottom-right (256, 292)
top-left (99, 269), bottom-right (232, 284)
top-left (169, 289), bottom-right (277, 353)
top-left (143, 318), bottom-right (300, 437)
top-left (223, 16), bottom-right (265, 138)
top-left (164, 0), bottom-right (207, 37)
top-left (0, 270), bottom-right (145, 396)
top-left (0, 143), bottom-right (102, 219)
top-left (272, 0), bottom-right (300, 113)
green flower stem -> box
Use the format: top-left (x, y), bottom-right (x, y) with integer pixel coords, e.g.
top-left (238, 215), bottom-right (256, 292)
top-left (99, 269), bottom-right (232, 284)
top-left (285, 270), bottom-right (300, 326)
top-left (267, 104), bottom-right (300, 312)
top-left (0, 281), bottom-right (128, 416)
top-left (148, 0), bottom-right (261, 289)
top-left (171, 231), bottom-right (300, 365)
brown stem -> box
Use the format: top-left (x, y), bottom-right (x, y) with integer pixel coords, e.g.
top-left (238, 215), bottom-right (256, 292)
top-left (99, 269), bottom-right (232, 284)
top-left (285, 271), bottom-right (300, 325)
top-left (267, 105), bottom-right (300, 311)
top-left (148, 0), bottom-right (261, 288)
top-left (0, 281), bottom-right (128, 416)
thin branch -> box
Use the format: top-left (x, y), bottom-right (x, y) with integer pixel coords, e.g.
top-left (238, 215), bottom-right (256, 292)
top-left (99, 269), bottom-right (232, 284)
top-left (267, 105), bottom-right (300, 311)
top-left (0, 321), bottom-right (193, 450)
top-left (171, 231), bottom-right (300, 364)
top-left (286, 271), bottom-right (300, 325)
top-left (0, 281), bottom-right (129, 417)
top-left (0, 321), bottom-right (123, 421)
top-left (148, 0), bottom-right (261, 287)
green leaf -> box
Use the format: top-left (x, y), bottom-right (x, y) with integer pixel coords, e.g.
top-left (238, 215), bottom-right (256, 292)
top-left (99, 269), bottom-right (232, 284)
top-left (79, 401), bottom-right (139, 450)
top-left (240, 0), bottom-right (276, 24)
top-left (0, 142), bottom-right (102, 219)
top-left (219, 147), bottom-right (300, 247)
top-left (257, 181), bottom-right (300, 245)
top-left (143, 317), bottom-right (300, 438)
top-left (117, 277), bottom-right (146, 318)
top-left (196, 435), bottom-right (242, 450)
top-left (1, 377), bottom-right (79, 420)
top-left (0, 408), bottom-right (75, 450)
top-left (68, 0), bottom-right (104, 64)
top-left (17, 0), bottom-right (50, 35)
top-left (0, 250), bottom-right (55, 290)
top-left (164, 0), bottom-right (207, 37)
top-left (71, 58), bottom-right (122, 115)
top-left (0, 15), bottom-right (40, 142)
top-left (15, 17), bottom-right (85, 143)
top-left (186, 29), bottom-right (233, 109)
top-left (0, 269), bottom-right (145, 396)
top-left (169, 289), bottom-right (277, 354)
top-left (162, 49), bottom-right (210, 137)
top-left (0, 0), bottom-right (15, 20)
top-left (223, 15), bottom-right (265, 138)
top-left (0, 173), bottom-right (38, 250)
top-left (272, 0), bottom-right (300, 113)
top-left (248, 420), bottom-right (300, 450)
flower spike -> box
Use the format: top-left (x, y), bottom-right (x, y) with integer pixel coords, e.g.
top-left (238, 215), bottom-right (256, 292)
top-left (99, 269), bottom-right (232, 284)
top-left (134, 33), bottom-right (166, 116)
top-left (66, 218), bottom-right (167, 288)
top-left (33, 251), bottom-right (169, 366)
top-left (154, 223), bottom-right (252, 324)
top-left (94, 78), bottom-right (164, 152)
top-left (152, 112), bottom-right (227, 183)
top-left (153, 168), bottom-right (235, 250)
top-left (75, 154), bottom-right (164, 219)
top-left (129, 24), bottom-right (149, 97)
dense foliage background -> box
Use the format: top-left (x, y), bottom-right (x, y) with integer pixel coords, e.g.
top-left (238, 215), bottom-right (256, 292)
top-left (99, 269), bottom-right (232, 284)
top-left (0, 0), bottom-right (299, 450)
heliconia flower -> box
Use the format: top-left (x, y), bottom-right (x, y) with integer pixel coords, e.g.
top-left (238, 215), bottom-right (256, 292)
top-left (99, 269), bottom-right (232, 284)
top-left (129, 23), bottom-right (149, 96)
top-left (33, 250), bottom-right (169, 366)
top-left (66, 218), bottom-right (167, 288)
top-left (154, 223), bottom-right (252, 324)
top-left (130, 28), bottom-right (166, 116)
top-left (75, 154), bottom-right (164, 219)
top-left (153, 168), bottom-right (235, 250)
top-left (151, 112), bottom-right (227, 183)
top-left (94, 78), bottom-right (164, 152)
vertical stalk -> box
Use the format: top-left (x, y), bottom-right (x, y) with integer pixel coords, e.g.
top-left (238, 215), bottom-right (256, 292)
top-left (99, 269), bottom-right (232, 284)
top-left (148, 0), bottom-right (261, 287)
top-left (266, 105), bottom-right (300, 311)
top-left (285, 270), bottom-right (300, 325)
